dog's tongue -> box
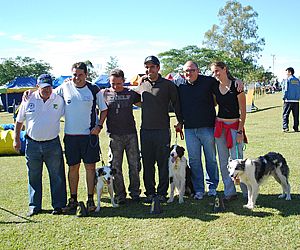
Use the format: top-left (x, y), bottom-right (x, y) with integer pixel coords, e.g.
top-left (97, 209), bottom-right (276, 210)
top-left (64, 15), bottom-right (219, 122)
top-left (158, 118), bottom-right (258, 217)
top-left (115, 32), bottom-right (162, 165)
top-left (107, 180), bottom-right (110, 185)
top-left (171, 158), bottom-right (176, 163)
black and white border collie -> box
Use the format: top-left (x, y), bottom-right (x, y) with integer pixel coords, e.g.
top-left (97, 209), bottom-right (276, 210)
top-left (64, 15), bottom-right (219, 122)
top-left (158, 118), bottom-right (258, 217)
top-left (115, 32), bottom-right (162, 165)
top-left (167, 145), bottom-right (194, 204)
top-left (95, 166), bottom-right (118, 212)
top-left (227, 152), bottom-right (291, 209)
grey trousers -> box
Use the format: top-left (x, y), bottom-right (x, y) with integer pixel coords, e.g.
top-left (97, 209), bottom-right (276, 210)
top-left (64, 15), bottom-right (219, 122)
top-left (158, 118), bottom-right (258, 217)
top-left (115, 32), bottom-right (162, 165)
top-left (108, 133), bottom-right (141, 201)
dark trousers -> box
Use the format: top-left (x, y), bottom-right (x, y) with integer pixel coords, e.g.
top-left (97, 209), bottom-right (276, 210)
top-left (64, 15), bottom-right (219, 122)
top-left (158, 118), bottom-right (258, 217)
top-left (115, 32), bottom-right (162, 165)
top-left (140, 129), bottom-right (170, 197)
top-left (283, 102), bottom-right (299, 130)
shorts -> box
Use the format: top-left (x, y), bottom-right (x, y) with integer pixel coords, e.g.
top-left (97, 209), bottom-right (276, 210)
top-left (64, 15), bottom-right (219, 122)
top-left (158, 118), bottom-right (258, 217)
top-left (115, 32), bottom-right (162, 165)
top-left (63, 134), bottom-right (100, 166)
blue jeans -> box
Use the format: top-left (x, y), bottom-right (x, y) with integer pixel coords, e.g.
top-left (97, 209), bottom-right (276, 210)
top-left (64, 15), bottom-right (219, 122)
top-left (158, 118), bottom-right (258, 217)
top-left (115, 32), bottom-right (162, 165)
top-left (215, 124), bottom-right (247, 197)
top-left (25, 137), bottom-right (67, 211)
top-left (184, 128), bottom-right (219, 193)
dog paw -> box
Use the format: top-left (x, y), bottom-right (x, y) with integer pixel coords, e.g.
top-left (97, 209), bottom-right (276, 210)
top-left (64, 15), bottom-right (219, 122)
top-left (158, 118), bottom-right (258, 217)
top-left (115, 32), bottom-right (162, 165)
top-left (243, 204), bottom-right (254, 210)
top-left (179, 198), bottom-right (184, 204)
top-left (278, 194), bottom-right (286, 199)
top-left (285, 195), bottom-right (291, 200)
top-left (95, 207), bottom-right (100, 212)
top-left (113, 204), bottom-right (119, 208)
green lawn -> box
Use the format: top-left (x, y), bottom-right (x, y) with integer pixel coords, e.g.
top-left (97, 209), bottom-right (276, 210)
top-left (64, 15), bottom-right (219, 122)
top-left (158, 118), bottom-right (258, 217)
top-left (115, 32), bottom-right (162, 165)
top-left (0, 92), bottom-right (300, 249)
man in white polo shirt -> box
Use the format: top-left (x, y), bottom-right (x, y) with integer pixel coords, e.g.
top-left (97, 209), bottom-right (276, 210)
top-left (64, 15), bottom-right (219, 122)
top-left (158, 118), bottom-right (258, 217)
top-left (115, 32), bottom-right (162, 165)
top-left (14, 74), bottom-right (67, 217)
top-left (56, 62), bottom-right (108, 213)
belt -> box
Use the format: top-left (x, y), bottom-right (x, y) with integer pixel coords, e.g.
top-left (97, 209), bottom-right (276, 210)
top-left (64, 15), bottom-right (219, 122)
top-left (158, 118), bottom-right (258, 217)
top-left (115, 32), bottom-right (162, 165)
top-left (25, 135), bottom-right (58, 143)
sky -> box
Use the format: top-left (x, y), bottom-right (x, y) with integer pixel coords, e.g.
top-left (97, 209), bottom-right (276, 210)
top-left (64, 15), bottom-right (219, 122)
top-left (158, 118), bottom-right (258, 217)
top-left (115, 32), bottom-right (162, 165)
top-left (1, 0), bottom-right (299, 81)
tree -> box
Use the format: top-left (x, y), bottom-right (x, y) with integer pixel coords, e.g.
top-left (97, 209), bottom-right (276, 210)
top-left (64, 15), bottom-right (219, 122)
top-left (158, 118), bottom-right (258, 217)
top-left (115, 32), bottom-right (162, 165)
top-left (104, 56), bottom-right (119, 75)
top-left (203, 0), bottom-right (265, 63)
top-left (0, 56), bottom-right (52, 86)
top-left (84, 60), bottom-right (97, 82)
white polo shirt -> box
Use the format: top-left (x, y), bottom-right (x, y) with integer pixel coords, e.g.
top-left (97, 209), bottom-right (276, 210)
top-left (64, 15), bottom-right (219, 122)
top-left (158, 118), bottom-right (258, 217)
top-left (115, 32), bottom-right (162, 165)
top-left (16, 91), bottom-right (64, 141)
top-left (55, 80), bottom-right (107, 135)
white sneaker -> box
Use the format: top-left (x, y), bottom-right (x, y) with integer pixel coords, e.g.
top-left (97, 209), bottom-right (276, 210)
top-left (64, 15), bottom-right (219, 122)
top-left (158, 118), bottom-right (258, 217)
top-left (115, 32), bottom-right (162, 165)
top-left (194, 192), bottom-right (204, 200)
top-left (208, 189), bottom-right (217, 196)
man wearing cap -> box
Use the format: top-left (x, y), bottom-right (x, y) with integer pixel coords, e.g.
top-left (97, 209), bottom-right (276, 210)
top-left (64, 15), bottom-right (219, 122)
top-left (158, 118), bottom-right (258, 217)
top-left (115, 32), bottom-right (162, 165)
top-left (102, 68), bottom-right (141, 204)
top-left (138, 56), bottom-right (183, 203)
top-left (14, 74), bottom-right (67, 217)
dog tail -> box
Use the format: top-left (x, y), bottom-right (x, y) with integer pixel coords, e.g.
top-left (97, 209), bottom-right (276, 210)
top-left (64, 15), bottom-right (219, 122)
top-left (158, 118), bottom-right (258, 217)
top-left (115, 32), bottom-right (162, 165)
top-left (265, 152), bottom-right (290, 179)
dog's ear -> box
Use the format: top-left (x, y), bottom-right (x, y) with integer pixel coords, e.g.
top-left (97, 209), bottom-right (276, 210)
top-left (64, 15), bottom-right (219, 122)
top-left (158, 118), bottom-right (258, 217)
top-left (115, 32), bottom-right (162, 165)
top-left (111, 168), bottom-right (117, 175)
top-left (97, 168), bottom-right (104, 176)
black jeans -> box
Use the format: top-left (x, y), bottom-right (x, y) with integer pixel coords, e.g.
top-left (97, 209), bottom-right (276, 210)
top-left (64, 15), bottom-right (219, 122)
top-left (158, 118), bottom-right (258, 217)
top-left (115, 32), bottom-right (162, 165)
top-left (140, 129), bottom-right (170, 197)
top-left (283, 102), bottom-right (299, 130)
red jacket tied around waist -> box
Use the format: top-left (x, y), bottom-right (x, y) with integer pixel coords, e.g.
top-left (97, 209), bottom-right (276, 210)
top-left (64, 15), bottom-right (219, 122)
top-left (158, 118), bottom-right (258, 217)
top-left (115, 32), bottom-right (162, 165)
top-left (214, 120), bottom-right (239, 149)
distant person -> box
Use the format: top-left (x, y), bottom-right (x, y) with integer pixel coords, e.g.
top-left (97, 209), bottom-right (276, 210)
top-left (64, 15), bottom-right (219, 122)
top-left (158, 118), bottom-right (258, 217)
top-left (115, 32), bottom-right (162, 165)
top-left (14, 74), bottom-right (67, 217)
top-left (138, 56), bottom-right (183, 203)
top-left (210, 61), bottom-right (247, 201)
top-left (282, 67), bottom-right (300, 132)
top-left (102, 69), bottom-right (141, 204)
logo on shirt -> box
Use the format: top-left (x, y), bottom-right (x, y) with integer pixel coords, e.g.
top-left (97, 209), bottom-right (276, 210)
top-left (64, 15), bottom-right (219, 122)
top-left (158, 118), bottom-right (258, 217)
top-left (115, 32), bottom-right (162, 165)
top-left (53, 104), bottom-right (58, 109)
top-left (26, 103), bottom-right (35, 112)
top-left (67, 100), bottom-right (71, 104)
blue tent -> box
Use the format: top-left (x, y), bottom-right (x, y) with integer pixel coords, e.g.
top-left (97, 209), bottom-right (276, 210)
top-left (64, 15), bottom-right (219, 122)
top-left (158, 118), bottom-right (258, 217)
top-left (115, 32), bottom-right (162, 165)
top-left (93, 74), bottom-right (111, 89)
top-left (52, 75), bottom-right (71, 89)
top-left (0, 77), bottom-right (37, 112)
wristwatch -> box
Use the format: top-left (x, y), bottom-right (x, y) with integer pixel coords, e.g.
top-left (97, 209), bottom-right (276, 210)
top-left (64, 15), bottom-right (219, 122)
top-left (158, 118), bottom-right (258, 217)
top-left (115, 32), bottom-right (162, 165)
top-left (97, 124), bottom-right (103, 129)
top-left (237, 130), bottom-right (243, 134)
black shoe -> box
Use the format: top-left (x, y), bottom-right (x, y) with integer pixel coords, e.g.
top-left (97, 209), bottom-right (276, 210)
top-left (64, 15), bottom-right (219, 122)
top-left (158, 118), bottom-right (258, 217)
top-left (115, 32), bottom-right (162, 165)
top-left (86, 199), bottom-right (96, 212)
top-left (294, 129), bottom-right (299, 132)
top-left (158, 195), bottom-right (167, 203)
top-left (62, 198), bottom-right (78, 212)
top-left (131, 196), bottom-right (140, 202)
top-left (144, 195), bottom-right (154, 203)
top-left (52, 208), bottom-right (62, 215)
top-left (117, 199), bottom-right (126, 205)
top-left (27, 209), bottom-right (39, 217)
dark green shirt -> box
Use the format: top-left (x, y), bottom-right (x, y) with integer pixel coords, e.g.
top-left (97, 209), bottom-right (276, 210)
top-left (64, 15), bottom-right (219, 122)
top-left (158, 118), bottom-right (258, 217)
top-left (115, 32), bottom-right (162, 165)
top-left (138, 75), bottom-right (183, 129)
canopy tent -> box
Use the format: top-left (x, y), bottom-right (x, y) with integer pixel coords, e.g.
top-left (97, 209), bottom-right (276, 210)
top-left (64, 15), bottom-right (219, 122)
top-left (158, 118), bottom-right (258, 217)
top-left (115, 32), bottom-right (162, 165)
top-left (130, 74), bottom-right (145, 86)
top-left (52, 75), bottom-right (71, 89)
top-left (0, 77), bottom-right (37, 112)
top-left (93, 74), bottom-right (111, 89)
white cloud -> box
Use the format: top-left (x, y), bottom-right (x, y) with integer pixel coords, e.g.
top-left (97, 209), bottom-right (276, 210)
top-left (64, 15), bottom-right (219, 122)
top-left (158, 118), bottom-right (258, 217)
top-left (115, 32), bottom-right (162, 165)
top-left (0, 33), bottom-right (173, 79)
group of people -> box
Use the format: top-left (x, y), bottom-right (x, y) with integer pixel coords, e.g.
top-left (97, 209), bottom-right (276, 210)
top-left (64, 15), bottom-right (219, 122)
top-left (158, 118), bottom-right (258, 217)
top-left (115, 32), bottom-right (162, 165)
top-left (14, 55), bottom-right (250, 217)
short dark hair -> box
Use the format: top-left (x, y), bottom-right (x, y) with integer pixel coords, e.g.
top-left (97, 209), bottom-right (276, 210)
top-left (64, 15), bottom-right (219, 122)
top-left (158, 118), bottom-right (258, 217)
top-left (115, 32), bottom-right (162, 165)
top-left (110, 68), bottom-right (125, 80)
top-left (286, 67), bottom-right (294, 75)
top-left (72, 62), bottom-right (88, 74)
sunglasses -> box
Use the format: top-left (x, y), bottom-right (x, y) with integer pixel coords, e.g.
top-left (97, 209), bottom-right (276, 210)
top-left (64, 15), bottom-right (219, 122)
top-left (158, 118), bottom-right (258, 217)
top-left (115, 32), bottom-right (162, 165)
top-left (183, 69), bottom-right (197, 73)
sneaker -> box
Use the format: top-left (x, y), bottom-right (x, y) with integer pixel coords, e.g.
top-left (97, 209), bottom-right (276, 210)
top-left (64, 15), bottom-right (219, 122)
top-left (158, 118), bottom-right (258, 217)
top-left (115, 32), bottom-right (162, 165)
top-left (131, 196), bottom-right (140, 202)
top-left (116, 198), bottom-right (126, 205)
top-left (62, 198), bottom-right (78, 212)
top-left (194, 192), bottom-right (204, 200)
top-left (144, 194), bottom-right (154, 203)
top-left (208, 189), bottom-right (217, 197)
top-left (86, 199), bottom-right (96, 212)
top-left (52, 208), bottom-right (62, 215)
top-left (283, 128), bottom-right (289, 132)
top-left (27, 209), bottom-right (40, 217)
top-left (158, 195), bottom-right (167, 203)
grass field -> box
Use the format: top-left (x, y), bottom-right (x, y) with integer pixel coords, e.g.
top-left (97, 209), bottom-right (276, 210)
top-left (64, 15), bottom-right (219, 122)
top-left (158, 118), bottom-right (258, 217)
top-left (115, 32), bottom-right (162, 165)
top-left (0, 92), bottom-right (300, 249)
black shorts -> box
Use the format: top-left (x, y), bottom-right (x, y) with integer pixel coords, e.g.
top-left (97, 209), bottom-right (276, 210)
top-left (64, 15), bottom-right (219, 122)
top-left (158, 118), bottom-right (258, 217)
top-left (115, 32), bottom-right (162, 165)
top-left (63, 135), bottom-right (100, 166)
